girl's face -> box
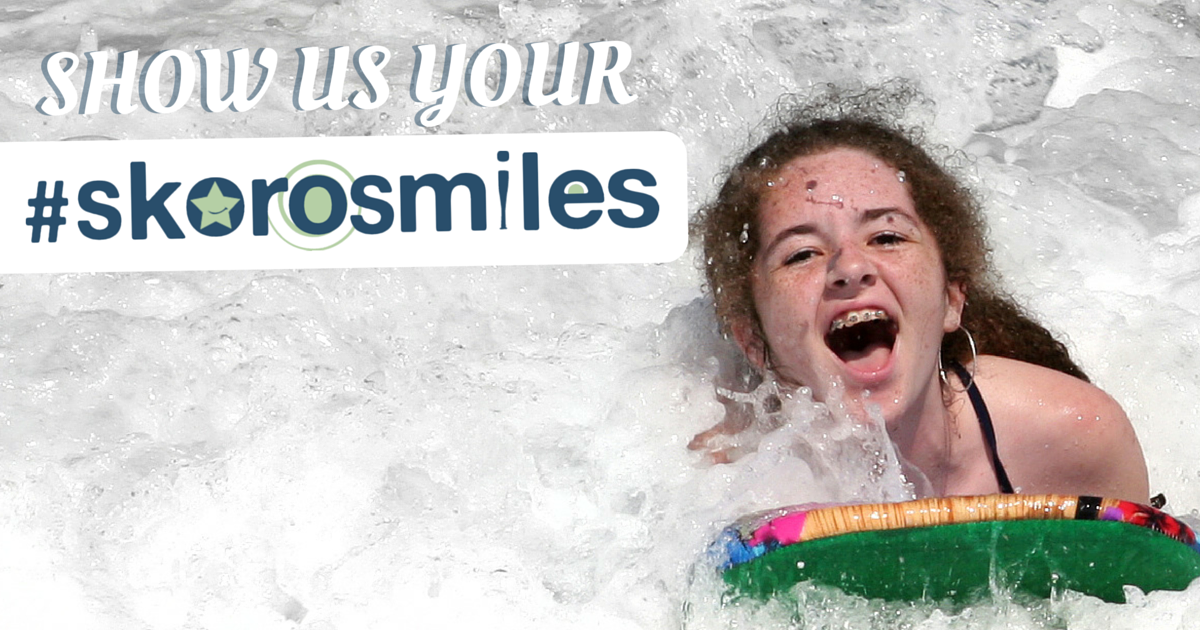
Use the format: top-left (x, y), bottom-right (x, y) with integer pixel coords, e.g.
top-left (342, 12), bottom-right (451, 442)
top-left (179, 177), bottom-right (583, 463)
top-left (735, 147), bottom-right (965, 425)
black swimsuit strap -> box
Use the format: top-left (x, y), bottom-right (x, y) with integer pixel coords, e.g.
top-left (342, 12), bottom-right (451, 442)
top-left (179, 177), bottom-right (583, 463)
top-left (948, 360), bottom-right (1016, 494)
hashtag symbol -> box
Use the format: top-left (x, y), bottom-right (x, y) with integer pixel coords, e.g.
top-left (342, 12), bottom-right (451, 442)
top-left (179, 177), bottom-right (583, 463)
top-left (26, 180), bottom-right (68, 243)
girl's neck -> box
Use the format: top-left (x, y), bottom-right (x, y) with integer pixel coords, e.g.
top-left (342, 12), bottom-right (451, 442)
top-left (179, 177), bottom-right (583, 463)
top-left (885, 376), bottom-right (960, 496)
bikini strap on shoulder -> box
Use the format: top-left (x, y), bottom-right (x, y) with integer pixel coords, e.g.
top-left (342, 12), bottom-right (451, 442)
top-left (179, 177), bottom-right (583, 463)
top-left (947, 360), bottom-right (1015, 494)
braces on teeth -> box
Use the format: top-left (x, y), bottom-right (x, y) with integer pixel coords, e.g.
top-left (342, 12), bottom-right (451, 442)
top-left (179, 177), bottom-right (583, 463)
top-left (829, 310), bottom-right (888, 332)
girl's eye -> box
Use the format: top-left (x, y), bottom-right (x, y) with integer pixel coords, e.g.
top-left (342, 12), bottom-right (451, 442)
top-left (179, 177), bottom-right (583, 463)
top-left (783, 249), bottom-right (817, 265)
top-left (871, 232), bottom-right (905, 246)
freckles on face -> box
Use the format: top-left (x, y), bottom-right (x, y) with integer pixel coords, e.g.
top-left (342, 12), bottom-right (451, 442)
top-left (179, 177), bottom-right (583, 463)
top-left (745, 148), bottom-right (958, 411)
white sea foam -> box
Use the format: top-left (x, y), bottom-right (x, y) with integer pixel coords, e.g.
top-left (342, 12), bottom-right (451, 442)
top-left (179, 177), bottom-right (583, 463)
top-left (2, 0), bottom-right (1200, 628)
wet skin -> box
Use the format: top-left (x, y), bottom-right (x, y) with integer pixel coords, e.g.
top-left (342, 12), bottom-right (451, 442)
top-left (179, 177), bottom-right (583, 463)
top-left (713, 147), bottom-right (1150, 501)
top-left (733, 147), bottom-right (964, 437)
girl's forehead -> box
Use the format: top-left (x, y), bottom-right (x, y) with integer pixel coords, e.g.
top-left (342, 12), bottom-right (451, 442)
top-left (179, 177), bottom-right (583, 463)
top-left (775, 147), bottom-right (900, 183)
top-left (762, 148), bottom-right (913, 214)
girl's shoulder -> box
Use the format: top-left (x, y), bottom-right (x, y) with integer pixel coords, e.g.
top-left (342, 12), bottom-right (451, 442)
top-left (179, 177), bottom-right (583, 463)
top-left (968, 355), bottom-right (1150, 502)
top-left (971, 355), bottom-right (1111, 415)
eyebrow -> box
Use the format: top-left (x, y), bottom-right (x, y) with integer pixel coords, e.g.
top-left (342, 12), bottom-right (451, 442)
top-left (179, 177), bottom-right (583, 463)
top-left (760, 206), bottom-right (915, 258)
top-left (862, 207), bottom-right (904, 222)
top-left (761, 224), bottom-right (816, 258)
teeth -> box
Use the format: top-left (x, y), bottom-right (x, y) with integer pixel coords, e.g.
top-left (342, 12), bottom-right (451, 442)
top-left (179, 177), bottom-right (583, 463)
top-left (830, 309), bottom-right (888, 332)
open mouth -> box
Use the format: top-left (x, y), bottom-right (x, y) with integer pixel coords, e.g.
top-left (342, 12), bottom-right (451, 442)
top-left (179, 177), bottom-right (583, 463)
top-left (825, 309), bottom-right (897, 373)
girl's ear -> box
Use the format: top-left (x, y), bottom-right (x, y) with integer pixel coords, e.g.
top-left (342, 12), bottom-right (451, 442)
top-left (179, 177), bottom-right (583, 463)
top-left (731, 317), bottom-right (767, 371)
top-left (943, 281), bottom-right (966, 332)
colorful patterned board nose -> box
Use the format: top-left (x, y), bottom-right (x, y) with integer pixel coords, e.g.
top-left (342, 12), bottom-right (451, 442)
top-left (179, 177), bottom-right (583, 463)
top-left (713, 494), bottom-right (1200, 604)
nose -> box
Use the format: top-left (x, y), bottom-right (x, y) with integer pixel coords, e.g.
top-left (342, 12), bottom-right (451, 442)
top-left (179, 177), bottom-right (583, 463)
top-left (826, 245), bottom-right (877, 295)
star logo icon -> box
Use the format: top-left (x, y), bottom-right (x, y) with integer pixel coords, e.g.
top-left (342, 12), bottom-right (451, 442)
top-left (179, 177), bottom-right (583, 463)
top-left (190, 182), bottom-right (241, 229)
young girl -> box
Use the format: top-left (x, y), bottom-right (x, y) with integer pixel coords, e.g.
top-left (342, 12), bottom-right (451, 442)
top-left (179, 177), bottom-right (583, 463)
top-left (692, 101), bottom-right (1149, 502)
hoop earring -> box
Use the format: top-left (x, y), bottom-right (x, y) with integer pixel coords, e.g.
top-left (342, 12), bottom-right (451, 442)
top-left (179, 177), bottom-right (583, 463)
top-left (938, 327), bottom-right (978, 390)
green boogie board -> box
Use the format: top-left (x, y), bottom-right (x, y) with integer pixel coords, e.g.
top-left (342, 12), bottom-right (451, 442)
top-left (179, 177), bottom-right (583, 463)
top-left (714, 494), bottom-right (1200, 604)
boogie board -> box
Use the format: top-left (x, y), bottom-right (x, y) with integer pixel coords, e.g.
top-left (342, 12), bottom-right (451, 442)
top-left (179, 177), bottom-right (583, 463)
top-left (712, 494), bottom-right (1200, 604)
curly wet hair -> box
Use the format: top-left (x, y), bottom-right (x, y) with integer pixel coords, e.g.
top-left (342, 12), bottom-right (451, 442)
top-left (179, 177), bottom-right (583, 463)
top-left (695, 86), bottom-right (1088, 382)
